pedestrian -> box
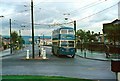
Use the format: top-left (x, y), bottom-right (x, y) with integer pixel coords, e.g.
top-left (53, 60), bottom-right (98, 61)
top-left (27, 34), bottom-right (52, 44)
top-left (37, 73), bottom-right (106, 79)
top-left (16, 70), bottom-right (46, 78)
top-left (105, 44), bottom-right (110, 58)
top-left (38, 45), bottom-right (41, 57)
top-left (84, 48), bottom-right (87, 58)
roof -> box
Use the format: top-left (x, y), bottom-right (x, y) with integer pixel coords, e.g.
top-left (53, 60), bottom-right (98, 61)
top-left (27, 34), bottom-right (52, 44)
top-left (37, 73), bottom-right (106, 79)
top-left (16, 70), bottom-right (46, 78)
top-left (103, 19), bottom-right (120, 25)
top-left (59, 26), bottom-right (73, 30)
top-left (111, 19), bottom-right (120, 24)
top-left (54, 26), bottom-right (73, 30)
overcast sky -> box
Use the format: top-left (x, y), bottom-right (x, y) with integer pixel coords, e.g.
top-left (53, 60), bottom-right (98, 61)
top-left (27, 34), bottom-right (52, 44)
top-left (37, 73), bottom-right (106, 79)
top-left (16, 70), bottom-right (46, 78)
top-left (0, 0), bottom-right (119, 36)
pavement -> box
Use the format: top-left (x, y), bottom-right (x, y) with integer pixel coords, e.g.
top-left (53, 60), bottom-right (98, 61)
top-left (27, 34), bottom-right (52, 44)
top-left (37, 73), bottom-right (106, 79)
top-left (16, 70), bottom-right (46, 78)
top-left (76, 49), bottom-right (120, 61)
top-left (0, 45), bottom-right (42, 59)
top-left (0, 48), bottom-right (25, 57)
top-left (0, 49), bottom-right (11, 57)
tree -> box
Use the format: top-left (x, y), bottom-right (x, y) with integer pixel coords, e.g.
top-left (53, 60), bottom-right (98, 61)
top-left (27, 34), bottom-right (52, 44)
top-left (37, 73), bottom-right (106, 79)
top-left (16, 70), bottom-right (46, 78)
top-left (76, 29), bottom-right (86, 43)
top-left (76, 29), bottom-right (97, 43)
top-left (86, 30), bottom-right (91, 42)
top-left (11, 31), bottom-right (24, 50)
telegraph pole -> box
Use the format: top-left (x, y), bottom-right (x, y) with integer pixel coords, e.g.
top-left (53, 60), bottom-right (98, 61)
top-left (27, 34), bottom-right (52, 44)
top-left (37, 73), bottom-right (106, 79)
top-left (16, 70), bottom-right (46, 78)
top-left (10, 19), bottom-right (12, 54)
top-left (74, 20), bottom-right (77, 52)
top-left (31, 0), bottom-right (35, 58)
top-left (74, 20), bottom-right (76, 35)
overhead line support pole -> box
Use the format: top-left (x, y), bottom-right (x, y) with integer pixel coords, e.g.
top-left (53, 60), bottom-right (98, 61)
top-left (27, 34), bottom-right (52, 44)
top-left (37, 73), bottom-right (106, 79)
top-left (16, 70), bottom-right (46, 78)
top-left (31, 0), bottom-right (35, 58)
top-left (10, 19), bottom-right (12, 54)
top-left (74, 20), bottom-right (77, 52)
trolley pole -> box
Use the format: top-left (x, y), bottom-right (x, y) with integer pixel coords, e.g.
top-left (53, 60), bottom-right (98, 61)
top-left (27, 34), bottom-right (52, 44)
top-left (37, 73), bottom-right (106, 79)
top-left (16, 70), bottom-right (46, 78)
top-left (31, 0), bottom-right (35, 58)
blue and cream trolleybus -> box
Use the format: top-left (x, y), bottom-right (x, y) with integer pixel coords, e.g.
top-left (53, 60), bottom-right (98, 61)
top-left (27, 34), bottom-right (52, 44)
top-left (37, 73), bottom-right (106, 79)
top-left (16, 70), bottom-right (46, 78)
top-left (52, 26), bottom-right (76, 58)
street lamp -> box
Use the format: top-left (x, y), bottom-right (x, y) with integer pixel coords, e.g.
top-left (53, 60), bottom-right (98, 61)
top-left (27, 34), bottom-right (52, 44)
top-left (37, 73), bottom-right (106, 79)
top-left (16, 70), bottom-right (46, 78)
top-left (0, 16), bottom-right (4, 18)
top-left (63, 13), bottom-right (70, 20)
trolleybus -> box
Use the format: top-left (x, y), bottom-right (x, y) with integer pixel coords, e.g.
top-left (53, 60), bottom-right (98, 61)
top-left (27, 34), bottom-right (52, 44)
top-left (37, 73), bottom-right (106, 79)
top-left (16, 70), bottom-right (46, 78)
top-left (52, 26), bottom-right (76, 58)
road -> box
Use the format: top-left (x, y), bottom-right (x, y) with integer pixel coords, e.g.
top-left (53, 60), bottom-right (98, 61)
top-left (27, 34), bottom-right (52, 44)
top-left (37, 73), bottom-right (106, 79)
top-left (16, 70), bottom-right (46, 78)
top-left (2, 45), bottom-right (116, 81)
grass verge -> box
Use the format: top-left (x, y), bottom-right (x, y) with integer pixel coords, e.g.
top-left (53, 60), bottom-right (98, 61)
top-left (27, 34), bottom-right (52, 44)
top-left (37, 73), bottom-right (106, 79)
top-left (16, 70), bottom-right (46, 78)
top-left (2, 75), bottom-right (94, 81)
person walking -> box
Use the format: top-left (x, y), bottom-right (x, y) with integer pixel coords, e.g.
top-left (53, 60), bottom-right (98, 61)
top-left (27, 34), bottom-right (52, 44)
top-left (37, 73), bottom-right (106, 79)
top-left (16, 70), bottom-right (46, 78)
top-left (105, 44), bottom-right (110, 58)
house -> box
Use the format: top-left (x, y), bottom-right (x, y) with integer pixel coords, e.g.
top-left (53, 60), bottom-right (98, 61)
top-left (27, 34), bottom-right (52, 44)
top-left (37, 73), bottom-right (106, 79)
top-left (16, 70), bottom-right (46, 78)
top-left (0, 35), bottom-right (3, 51)
top-left (103, 19), bottom-right (120, 45)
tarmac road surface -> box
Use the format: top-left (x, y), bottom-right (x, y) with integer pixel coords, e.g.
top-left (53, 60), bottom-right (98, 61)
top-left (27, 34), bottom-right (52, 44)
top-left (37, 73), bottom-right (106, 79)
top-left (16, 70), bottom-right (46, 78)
top-left (2, 45), bottom-right (117, 81)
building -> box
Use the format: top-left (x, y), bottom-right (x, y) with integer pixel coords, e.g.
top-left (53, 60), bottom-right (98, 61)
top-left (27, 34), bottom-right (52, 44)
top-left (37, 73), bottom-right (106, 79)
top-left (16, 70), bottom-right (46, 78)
top-left (103, 19), bottom-right (120, 45)
top-left (0, 36), bottom-right (10, 50)
top-left (0, 35), bottom-right (3, 51)
top-left (37, 36), bottom-right (52, 45)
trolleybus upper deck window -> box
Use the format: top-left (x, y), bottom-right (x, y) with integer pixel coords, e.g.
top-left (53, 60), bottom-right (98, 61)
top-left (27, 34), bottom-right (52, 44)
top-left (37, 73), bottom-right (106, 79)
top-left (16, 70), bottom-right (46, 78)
top-left (68, 29), bottom-right (74, 34)
top-left (61, 29), bottom-right (67, 34)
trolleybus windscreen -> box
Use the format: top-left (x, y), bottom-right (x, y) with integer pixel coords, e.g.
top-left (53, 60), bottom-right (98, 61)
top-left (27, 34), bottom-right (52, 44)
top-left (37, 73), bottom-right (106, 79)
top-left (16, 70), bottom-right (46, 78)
top-left (61, 41), bottom-right (67, 47)
top-left (61, 41), bottom-right (74, 47)
top-left (68, 41), bottom-right (74, 47)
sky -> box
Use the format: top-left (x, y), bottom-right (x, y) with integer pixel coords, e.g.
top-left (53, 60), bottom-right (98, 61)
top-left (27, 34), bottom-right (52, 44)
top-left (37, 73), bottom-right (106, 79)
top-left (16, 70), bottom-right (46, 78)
top-left (0, 0), bottom-right (119, 36)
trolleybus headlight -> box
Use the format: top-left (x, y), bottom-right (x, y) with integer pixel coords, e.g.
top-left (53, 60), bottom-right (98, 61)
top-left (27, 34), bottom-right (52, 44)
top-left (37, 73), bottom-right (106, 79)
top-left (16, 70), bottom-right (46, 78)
top-left (62, 49), bottom-right (64, 51)
top-left (70, 49), bottom-right (74, 52)
top-left (61, 48), bottom-right (65, 51)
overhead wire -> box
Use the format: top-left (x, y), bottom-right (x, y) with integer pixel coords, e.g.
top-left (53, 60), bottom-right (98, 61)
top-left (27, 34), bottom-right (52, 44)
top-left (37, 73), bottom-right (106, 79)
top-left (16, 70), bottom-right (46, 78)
top-left (33, 0), bottom-right (103, 27)
top-left (32, 1), bottom-right (100, 26)
top-left (1, 0), bottom-right (104, 27)
top-left (53, 2), bottom-right (118, 27)
top-left (76, 3), bottom-right (118, 22)
top-left (2, 0), bottom-right (118, 30)
top-left (85, 3), bottom-right (118, 33)
top-left (66, 0), bottom-right (105, 14)
top-left (46, 0), bottom-right (103, 25)
top-left (46, 0), bottom-right (108, 27)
